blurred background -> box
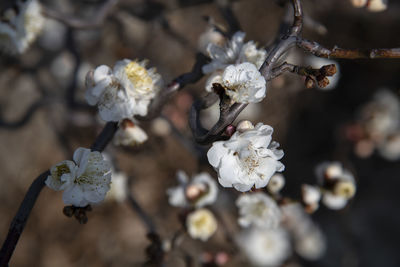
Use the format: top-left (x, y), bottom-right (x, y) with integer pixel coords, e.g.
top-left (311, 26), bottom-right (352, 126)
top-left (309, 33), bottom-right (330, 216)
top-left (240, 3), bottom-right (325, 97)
top-left (1, 0), bottom-right (400, 266)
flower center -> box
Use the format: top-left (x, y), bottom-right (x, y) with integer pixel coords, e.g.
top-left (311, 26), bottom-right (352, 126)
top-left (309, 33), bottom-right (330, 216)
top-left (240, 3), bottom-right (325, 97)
top-left (55, 164), bottom-right (71, 182)
top-left (124, 61), bottom-right (153, 93)
top-left (240, 144), bottom-right (260, 176)
top-left (74, 174), bottom-right (95, 185)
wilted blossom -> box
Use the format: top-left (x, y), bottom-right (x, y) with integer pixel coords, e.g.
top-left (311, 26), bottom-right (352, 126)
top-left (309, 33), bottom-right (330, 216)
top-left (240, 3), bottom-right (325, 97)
top-left (207, 122), bottom-right (284, 192)
top-left (85, 59), bottom-right (162, 121)
top-left (221, 63), bottom-right (267, 103)
top-left (236, 192), bottom-right (281, 229)
top-left (186, 208), bottom-right (218, 241)
top-left (236, 227), bottom-right (291, 266)
top-left (46, 147), bottom-right (112, 207)
top-left (114, 119), bottom-right (148, 146)
top-left (0, 0), bottom-right (45, 54)
top-left (167, 171), bottom-right (218, 208)
top-left (315, 161), bottom-right (356, 210)
top-left (281, 203), bottom-right (326, 261)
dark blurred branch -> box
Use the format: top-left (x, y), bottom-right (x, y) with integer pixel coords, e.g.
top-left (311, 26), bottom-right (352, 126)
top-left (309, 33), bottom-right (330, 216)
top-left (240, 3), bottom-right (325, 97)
top-left (217, 0), bottom-right (241, 37)
top-left (189, 93), bottom-right (247, 145)
top-left (0, 121), bottom-right (118, 266)
top-left (126, 178), bottom-right (156, 234)
top-left (297, 39), bottom-right (400, 59)
top-left (139, 53), bottom-right (209, 120)
top-left (0, 98), bottom-right (52, 129)
top-left (42, 0), bottom-right (118, 29)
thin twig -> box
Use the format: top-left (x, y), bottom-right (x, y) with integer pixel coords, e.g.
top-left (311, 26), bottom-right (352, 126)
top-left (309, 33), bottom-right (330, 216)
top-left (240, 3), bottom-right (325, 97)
top-left (139, 53), bottom-right (209, 121)
top-left (297, 39), bottom-right (400, 59)
top-left (42, 0), bottom-right (118, 29)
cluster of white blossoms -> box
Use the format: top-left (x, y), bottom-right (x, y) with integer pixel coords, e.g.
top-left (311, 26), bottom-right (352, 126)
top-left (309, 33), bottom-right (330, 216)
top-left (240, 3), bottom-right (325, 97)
top-left (45, 147), bottom-right (112, 207)
top-left (351, 89), bottom-right (400, 160)
top-left (0, 0), bottom-right (45, 54)
top-left (235, 191), bottom-right (327, 265)
top-left (85, 59), bottom-right (162, 122)
top-left (350, 0), bottom-right (388, 12)
top-left (167, 171), bottom-right (219, 241)
top-left (208, 121), bottom-right (284, 192)
top-left (202, 31), bottom-right (267, 103)
top-left (315, 161), bottom-right (356, 210)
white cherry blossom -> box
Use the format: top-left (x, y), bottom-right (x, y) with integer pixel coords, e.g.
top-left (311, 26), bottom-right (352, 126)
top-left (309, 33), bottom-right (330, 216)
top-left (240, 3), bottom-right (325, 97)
top-left (46, 147), bottom-right (112, 207)
top-left (202, 31), bottom-right (266, 74)
top-left (167, 171), bottom-right (218, 208)
top-left (186, 208), bottom-right (217, 241)
top-left (207, 122), bottom-right (284, 192)
top-left (46, 160), bottom-right (77, 191)
top-left (221, 63), bottom-right (266, 103)
top-left (315, 161), bottom-right (356, 210)
top-left (0, 0), bottom-right (45, 54)
top-left (85, 59), bottom-right (162, 121)
top-left (236, 192), bottom-right (281, 229)
top-left (236, 227), bottom-right (291, 267)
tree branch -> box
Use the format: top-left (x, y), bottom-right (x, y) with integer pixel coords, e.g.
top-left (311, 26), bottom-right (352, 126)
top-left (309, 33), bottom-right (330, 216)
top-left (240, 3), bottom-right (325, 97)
top-left (297, 39), bottom-right (400, 59)
top-left (139, 53), bottom-right (209, 121)
top-left (42, 0), bottom-right (118, 29)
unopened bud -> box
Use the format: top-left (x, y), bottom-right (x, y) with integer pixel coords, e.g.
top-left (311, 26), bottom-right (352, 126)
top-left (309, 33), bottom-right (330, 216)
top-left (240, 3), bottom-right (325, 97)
top-left (302, 184), bottom-right (321, 205)
top-left (236, 120), bottom-right (254, 133)
top-left (305, 76), bottom-right (315, 89)
top-left (321, 64), bottom-right (337, 76)
top-left (267, 174), bottom-right (285, 193)
top-left (63, 206), bottom-right (75, 217)
top-left (367, 0), bottom-right (387, 12)
top-left (317, 76), bottom-right (330, 88)
top-left (225, 125), bottom-right (236, 136)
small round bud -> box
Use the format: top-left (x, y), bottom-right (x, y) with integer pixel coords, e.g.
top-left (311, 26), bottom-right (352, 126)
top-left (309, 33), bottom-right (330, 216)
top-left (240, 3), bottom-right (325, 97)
top-left (267, 174), bottom-right (285, 194)
top-left (305, 76), bottom-right (315, 89)
top-left (317, 76), bottom-right (330, 88)
top-left (325, 163), bottom-right (343, 179)
top-left (63, 206), bottom-right (75, 217)
top-left (302, 184), bottom-right (321, 205)
top-left (367, 0), bottom-right (387, 12)
top-left (236, 120), bottom-right (254, 133)
top-left (225, 125), bottom-right (236, 136)
top-left (321, 64), bottom-right (337, 76)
